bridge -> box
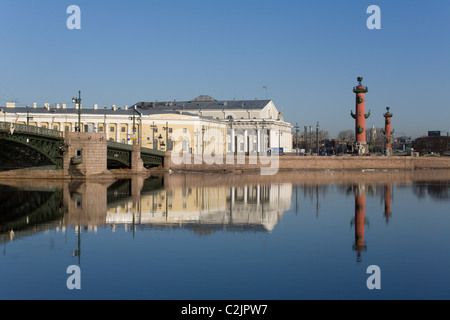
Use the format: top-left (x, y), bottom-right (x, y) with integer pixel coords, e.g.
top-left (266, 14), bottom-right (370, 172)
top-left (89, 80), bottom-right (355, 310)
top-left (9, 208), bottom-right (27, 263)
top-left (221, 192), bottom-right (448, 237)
top-left (106, 140), bottom-right (165, 169)
top-left (0, 122), bottom-right (165, 172)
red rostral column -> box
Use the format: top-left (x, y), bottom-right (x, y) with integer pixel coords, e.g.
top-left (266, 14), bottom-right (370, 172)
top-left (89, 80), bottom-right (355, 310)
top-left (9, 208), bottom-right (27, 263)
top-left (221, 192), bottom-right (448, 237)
top-left (351, 77), bottom-right (371, 155)
top-left (352, 185), bottom-right (367, 263)
top-left (383, 107), bottom-right (394, 156)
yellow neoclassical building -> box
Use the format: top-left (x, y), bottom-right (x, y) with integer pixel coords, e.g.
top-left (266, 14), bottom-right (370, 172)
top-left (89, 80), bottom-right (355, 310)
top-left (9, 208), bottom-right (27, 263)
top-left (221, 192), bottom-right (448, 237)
top-left (1, 95), bottom-right (293, 154)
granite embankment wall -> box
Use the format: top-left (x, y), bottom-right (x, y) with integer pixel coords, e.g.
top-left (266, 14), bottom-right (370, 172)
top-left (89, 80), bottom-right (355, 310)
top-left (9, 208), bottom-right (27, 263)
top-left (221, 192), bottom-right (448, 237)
top-left (166, 154), bottom-right (450, 172)
top-left (0, 155), bottom-right (448, 181)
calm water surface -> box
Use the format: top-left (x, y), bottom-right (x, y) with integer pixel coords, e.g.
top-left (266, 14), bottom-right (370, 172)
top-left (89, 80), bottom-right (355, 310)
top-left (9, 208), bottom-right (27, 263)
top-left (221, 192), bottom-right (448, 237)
top-left (1, 171), bottom-right (450, 300)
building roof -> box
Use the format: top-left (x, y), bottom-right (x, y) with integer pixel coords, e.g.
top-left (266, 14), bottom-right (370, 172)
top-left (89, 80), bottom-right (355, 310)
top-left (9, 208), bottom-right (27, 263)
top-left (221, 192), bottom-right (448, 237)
top-left (134, 96), bottom-right (272, 112)
top-left (2, 106), bottom-right (200, 118)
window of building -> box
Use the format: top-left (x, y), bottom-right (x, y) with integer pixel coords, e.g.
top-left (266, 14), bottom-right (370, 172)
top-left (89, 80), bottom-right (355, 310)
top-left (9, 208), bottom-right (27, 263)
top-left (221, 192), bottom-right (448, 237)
top-left (98, 126), bottom-right (103, 132)
top-left (121, 126), bottom-right (126, 133)
top-left (65, 126), bottom-right (70, 132)
top-left (53, 125), bottom-right (58, 131)
top-left (110, 126), bottom-right (115, 132)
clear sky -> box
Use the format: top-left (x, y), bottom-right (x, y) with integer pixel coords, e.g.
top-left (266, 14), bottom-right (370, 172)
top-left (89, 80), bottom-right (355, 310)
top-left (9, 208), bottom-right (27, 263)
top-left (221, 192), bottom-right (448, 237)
top-left (0, 0), bottom-right (449, 138)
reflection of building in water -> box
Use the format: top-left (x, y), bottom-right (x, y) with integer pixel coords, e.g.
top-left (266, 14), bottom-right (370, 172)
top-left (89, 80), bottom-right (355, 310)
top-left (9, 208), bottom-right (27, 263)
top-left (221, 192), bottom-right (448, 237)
top-left (350, 185), bottom-right (369, 263)
top-left (106, 183), bottom-right (292, 233)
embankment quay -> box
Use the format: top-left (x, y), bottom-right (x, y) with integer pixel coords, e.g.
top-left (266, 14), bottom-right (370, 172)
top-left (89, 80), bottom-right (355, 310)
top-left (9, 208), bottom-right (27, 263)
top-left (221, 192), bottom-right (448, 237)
top-left (0, 154), bottom-right (449, 181)
top-left (166, 154), bottom-right (450, 173)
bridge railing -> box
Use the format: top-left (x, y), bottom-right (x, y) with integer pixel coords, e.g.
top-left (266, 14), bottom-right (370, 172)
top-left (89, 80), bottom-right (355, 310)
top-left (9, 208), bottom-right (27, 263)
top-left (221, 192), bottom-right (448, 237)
top-left (107, 140), bottom-right (166, 157)
top-left (107, 140), bottom-right (134, 151)
top-left (0, 122), bottom-right (63, 139)
top-left (141, 146), bottom-right (166, 157)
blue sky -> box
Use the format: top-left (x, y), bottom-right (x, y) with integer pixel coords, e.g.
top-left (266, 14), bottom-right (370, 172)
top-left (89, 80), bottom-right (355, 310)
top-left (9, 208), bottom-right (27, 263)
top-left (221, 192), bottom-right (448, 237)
top-left (0, 0), bottom-right (449, 138)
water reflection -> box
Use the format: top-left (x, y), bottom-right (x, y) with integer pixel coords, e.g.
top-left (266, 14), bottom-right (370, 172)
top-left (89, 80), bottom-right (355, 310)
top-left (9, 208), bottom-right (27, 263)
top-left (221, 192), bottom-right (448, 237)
top-left (0, 183), bottom-right (65, 253)
top-left (0, 175), bottom-right (293, 243)
top-left (413, 181), bottom-right (450, 200)
top-left (1, 171), bottom-right (450, 260)
top-left (384, 183), bottom-right (392, 222)
top-left (105, 177), bottom-right (291, 235)
top-left (350, 185), bottom-right (369, 263)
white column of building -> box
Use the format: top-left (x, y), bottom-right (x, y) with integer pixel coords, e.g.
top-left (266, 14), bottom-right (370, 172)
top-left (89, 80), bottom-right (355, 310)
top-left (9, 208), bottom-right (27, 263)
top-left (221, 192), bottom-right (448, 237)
top-left (231, 129), bottom-right (235, 153)
top-left (104, 120), bottom-right (109, 140)
top-left (116, 122), bottom-right (120, 142)
top-left (244, 130), bottom-right (248, 153)
top-left (287, 130), bottom-right (292, 152)
top-left (257, 129), bottom-right (261, 153)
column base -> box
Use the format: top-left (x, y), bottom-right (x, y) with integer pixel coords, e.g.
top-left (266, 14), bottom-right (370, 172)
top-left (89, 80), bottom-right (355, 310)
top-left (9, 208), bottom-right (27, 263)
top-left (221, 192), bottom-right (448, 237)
top-left (353, 142), bottom-right (369, 156)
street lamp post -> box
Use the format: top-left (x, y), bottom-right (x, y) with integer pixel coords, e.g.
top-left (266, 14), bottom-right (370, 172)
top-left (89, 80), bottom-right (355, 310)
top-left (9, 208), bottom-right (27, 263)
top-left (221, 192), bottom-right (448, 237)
top-left (72, 90), bottom-right (82, 132)
top-left (304, 126), bottom-right (308, 152)
top-left (26, 108), bottom-right (34, 128)
top-left (150, 122), bottom-right (157, 150)
top-left (316, 122), bottom-right (320, 155)
top-left (202, 126), bottom-right (205, 154)
top-left (165, 122), bottom-right (169, 151)
top-left (158, 133), bottom-right (163, 150)
top-left (129, 107), bottom-right (137, 145)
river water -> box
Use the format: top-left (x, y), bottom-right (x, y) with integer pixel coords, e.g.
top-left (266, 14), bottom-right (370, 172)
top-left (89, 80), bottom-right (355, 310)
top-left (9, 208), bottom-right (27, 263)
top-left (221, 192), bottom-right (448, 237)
top-left (1, 170), bottom-right (449, 300)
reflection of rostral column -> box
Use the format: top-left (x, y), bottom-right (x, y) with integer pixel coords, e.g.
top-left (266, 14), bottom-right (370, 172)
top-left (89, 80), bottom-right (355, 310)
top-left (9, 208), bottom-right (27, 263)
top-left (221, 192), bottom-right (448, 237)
top-left (383, 107), bottom-right (394, 156)
top-left (351, 77), bottom-right (371, 155)
top-left (351, 185), bottom-right (368, 262)
top-left (384, 183), bottom-right (392, 222)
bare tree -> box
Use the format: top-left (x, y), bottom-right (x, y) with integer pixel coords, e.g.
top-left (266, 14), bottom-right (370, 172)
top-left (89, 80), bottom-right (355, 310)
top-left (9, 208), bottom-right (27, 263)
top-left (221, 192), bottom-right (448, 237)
top-left (431, 137), bottom-right (450, 155)
top-left (338, 129), bottom-right (355, 141)
top-left (319, 130), bottom-right (329, 141)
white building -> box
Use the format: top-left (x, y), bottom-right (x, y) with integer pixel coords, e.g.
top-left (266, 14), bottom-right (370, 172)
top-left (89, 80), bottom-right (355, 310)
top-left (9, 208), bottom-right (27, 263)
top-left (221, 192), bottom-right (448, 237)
top-left (135, 95), bottom-right (293, 153)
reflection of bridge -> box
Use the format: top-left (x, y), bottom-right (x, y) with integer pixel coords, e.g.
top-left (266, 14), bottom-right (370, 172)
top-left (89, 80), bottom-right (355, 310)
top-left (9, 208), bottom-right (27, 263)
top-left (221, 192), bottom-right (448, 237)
top-left (0, 122), bottom-right (165, 172)
top-left (0, 185), bottom-right (65, 244)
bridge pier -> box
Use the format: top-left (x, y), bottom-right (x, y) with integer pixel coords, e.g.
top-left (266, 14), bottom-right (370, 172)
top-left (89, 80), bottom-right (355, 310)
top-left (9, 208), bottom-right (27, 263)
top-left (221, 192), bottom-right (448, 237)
top-left (63, 132), bottom-right (114, 179)
top-left (131, 145), bottom-right (148, 173)
top-left (63, 180), bottom-right (112, 227)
